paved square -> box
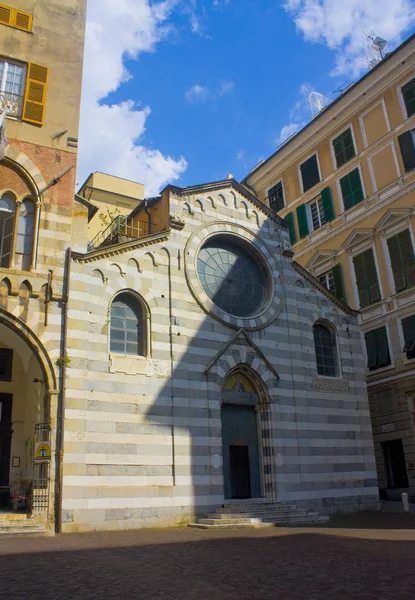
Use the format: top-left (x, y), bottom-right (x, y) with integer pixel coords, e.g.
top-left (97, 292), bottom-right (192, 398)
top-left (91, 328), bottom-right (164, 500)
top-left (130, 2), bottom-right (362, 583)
top-left (1, 513), bottom-right (415, 600)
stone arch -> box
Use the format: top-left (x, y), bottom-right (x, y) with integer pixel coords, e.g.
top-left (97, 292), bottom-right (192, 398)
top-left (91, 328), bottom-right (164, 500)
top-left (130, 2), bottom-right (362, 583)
top-left (127, 258), bottom-right (142, 273)
top-left (183, 202), bottom-right (194, 215)
top-left (239, 200), bottom-right (250, 219)
top-left (110, 263), bottom-right (125, 277)
top-left (195, 198), bottom-right (205, 213)
top-left (3, 148), bottom-right (49, 203)
top-left (0, 277), bottom-right (11, 309)
top-left (144, 251), bottom-right (158, 267)
top-left (217, 193), bottom-right (227, 207)
top-left (206, 196), bottom-right (216, 209)
top-left (251, 210), bottom-right (260, 227)
top-left (92, 268), bottom-right (107, 284)
top-left (0, 308), bottom-right (57, 393)
top-left (108, 288), bottom-right (152, 357)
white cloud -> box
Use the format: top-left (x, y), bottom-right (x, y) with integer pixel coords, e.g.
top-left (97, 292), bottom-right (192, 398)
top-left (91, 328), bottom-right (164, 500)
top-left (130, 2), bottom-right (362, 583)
top-left (185, 80), bottom-right (234, 102)
top-left (185, 84), bottom-right (209, 102)
top-left (283, 0), bottom-right (415, 77)
top-left (277, 122), bottom-right (302, 146)
top-left (77, 0), bottom-right (187, 196)
top-left (236, 150), bottom-right (244, 160)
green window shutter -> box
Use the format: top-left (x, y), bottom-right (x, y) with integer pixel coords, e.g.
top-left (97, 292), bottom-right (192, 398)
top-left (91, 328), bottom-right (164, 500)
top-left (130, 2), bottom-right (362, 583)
top-left (300, 155), bottom-right (320, 192)
top-left (398, 131), bottom-right (415, 172)
top-left (296, 203), bottom-right (309, 239)
top-left (399, 229), bottom-right (415, 289)
top-left (321, 186), bottom-right (335, 222)
top-left (376, 326), bottom-right (390, 367)
top-left (340, 168), bottom-right (364, 210)
top-left (365, 330), bottom-right (378, 369)
top-left (353, 249), bottom-right (380, 308)
top-left (333, 128), bottom-right (355, 168)
top-left (365, 327), bottom-right (390, 370)
top-left (402, 315), bottom-right (415, 353)
top-left (402, 78), bottom-right (415, 118)
top-left (349, 168), bottom-right (364, 205)
top-left (332, 263), bottom-right (346, 302)
top-left (285, 212), bottom-right (296, 244)
top-left (387, 229), bottom-right (415, 292)
top-left (340, 173), bottom-right (353, 210)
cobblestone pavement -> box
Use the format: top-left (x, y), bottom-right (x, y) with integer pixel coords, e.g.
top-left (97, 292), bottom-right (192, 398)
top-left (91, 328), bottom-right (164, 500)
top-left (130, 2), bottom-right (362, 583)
top-left (1, 513), bottom-right (415, 600)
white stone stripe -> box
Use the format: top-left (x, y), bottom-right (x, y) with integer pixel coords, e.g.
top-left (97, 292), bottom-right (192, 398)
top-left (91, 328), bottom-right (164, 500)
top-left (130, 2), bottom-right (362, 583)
top-left (62, 494), bottom-right (224, 511)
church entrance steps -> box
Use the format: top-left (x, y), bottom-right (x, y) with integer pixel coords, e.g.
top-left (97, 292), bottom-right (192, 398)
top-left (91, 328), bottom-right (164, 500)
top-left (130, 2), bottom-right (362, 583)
top-left (0, 513), bottom-right (49, 538)
top-left (189, 501), bottom-right (330, 529)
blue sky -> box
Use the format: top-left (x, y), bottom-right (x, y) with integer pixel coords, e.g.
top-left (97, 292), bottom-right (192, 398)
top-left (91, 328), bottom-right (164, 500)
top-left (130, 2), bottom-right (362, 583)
top-left (77, 0), bottom-right (415, 196)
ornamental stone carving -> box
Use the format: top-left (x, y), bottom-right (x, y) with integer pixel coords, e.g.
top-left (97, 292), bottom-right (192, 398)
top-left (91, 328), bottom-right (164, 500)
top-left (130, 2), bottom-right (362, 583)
top-left (312, 377), bottom-right (349, 393)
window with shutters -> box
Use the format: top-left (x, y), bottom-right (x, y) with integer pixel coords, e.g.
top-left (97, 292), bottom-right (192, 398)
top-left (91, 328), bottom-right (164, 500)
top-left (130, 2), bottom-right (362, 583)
top-left (365, 327), bottom-right (391, 370)
top-left (0, 192), bottom-right (36, 270)
top-left (110, 293), bottom-right (145, 356)
top-left (0, 58), bottom-right (26, 118)
top-left (332, 127), bottom-right (356, 168)
top-left (339, 167), bottom-right (364, 211)
top-left (318, 270), bottom-right (335, 293)
top-left (284, 212), bottom-right (296, 245)
top-left (0, 57), bottom-right (48, 124)
top-left (387, 229), bottom-right (415, 293)
top-left (0, 4), bottom-right (32, 32)
top-left (268, 181), bottom-right (284, 212)
top-left (313, 323), bottom-right (337, 377)
top-left (300, 154), bottom-right (320, 192)
top-left (308, 196), bottom-right (326, 231)
top-left (398, 129), bottom-right (415, 172)
top-left (353, 248), bottom-right (381, 308)
top-left (317, 264), bottom-right (346, 302)
top-left (401, 315), bottom-right (415, 360)
top-left (401, 77), bottom-right (415, 118)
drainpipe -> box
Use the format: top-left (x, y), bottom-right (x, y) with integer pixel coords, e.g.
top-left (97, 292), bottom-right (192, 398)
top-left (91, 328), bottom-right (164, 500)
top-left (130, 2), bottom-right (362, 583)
top-left (55, 246), bottom-right (71, 533)
top-left (143, 200), bottom-right (152, 234)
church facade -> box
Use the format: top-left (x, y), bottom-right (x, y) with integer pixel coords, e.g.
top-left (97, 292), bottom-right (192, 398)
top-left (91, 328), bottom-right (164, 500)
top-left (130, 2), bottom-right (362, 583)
top-left (59, 178), bottom-right (379, 532)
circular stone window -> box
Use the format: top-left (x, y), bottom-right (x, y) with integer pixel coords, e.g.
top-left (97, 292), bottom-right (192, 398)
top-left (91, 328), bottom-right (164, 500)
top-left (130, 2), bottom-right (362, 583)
top-left (197, 237), bottom-right (267, 318)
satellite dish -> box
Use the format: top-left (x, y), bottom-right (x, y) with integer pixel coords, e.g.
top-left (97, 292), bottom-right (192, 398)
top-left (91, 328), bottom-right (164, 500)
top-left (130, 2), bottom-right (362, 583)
top-left (374, 37), bottom-right (387, 51)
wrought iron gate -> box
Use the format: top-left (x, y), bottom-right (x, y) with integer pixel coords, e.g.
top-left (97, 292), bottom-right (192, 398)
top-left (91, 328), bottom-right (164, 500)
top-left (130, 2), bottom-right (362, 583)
top-left (32, 422), bottom-right (51, 513)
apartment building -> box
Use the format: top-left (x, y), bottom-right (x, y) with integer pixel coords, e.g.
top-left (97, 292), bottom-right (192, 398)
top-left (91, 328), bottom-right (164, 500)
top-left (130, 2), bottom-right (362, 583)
top-left (0, 0), bottom-right (86, 527)
top-left (244, 34), bottom-right (415, 499)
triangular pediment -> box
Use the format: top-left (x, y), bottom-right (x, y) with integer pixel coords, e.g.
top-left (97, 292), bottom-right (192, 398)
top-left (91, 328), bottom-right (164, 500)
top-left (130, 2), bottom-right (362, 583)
top-left (204, 328), bottom-right (279, 380)
top-left (374, 208), bottom-right (412, 232)
top-left (342, 228), bottom-right (374, 250)
top-left (306, 250), bottom-right (337, 271)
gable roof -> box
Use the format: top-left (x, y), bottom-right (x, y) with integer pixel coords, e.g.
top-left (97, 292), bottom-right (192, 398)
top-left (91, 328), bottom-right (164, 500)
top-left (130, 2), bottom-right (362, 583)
top-left (164, 178), bottom-right (287, 227)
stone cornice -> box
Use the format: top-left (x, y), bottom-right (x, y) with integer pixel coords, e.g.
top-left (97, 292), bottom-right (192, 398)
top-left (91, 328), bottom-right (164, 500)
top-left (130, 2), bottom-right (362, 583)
top-left (72, 231), bottom-right (170, 263)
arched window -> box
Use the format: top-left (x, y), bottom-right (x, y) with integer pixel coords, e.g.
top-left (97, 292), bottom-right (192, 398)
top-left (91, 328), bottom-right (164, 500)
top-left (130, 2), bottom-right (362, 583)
top-left (16, 199), bottom-right (35, 270)
top-left (110, 292), bottom-right (144, 355)
top-left (313, 323), bottom-right (337, 377)
top-left (0, 193), bottom-right (16, 268)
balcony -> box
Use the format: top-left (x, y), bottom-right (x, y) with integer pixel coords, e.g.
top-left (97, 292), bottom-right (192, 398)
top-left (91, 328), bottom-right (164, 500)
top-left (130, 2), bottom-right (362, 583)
top-left (89, 215), bottom-right (150, 250)
top-left (0, 91), bottom-right (23, 119)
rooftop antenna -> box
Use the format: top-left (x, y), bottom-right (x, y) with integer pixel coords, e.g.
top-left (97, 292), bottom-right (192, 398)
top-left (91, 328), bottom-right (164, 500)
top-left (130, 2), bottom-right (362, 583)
top-left (363, 32), bottom-right (387, 69)
top-left (303, 84), bottom-right (331, 119)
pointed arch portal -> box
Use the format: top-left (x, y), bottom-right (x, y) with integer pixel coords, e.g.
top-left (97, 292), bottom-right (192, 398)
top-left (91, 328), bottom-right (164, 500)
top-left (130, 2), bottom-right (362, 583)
top-left (221, 369), bottom-right (262, 500)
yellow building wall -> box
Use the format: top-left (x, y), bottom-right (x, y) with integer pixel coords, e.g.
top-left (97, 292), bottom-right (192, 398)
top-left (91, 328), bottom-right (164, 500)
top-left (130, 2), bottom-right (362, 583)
top-left (1, 0), bottom-right (86, 154)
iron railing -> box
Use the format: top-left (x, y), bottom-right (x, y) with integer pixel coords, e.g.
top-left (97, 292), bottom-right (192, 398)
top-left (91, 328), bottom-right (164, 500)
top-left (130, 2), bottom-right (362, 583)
top-left (0, 91), bottom-right (24, 119)
top-left (89, 215), bottom-right (149, 250)
top-left (32, 422), bottom-right (51, 513)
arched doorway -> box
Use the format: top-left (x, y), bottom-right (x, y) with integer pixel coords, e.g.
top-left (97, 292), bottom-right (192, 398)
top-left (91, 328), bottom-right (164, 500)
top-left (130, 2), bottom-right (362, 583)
top-left (221, 370), bottom-right (263, 500)
top-left (0, 311), bottom-right (55, 512)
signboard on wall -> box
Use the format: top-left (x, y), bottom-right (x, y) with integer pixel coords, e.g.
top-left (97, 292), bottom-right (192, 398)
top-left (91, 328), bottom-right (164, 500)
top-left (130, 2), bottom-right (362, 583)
top-left (35, 441), bottom-right (51, 462)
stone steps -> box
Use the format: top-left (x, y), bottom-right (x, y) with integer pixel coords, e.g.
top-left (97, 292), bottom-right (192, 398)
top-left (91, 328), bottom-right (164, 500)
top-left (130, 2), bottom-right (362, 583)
top-left (189, 501), bottom-right (330, 529)
top-left (0, 514), bottom-right (48, 538)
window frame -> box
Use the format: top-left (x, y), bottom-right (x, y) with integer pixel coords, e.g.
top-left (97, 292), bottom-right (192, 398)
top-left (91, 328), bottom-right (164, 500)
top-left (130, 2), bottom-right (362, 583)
top-left (108, 291), bottom-right (150, 359)
top-left (400, 314), bottom-right (415, 361)
top-left (268, 180), bottom-right (285, 213)
top-left (298, 151), bottom-right (322, 194)
top-left (308, 194), bottom-right (326, 232)
top-left (317, 270), bottom-right (335, 294)
top-left (313, 321), bottom-right (339, 378)
top-left (0, 191), bottom-right (37, 271)
top-left (364, 325), bottom-right (392, 372)
top-left (397, 128), bottom-right (415, 172)
top-left (397, 75), bottom-right (415, 120)
top-left (385, 226), bottom-right (415, 295)
top-left (337, 164), bottom-right (366, 213)
top-left (330, 124), bottom-right (357, 170)
top-left (350, 244), bottom-right (383, 309)
top-left (0, 56), bottom-right (27, 119)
